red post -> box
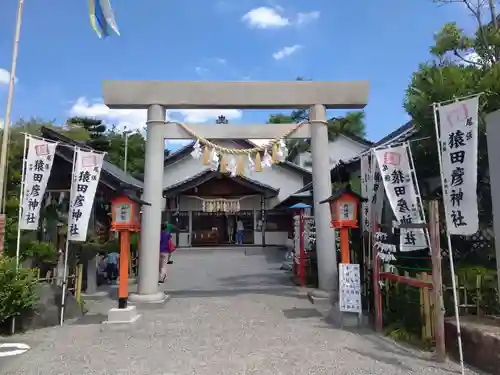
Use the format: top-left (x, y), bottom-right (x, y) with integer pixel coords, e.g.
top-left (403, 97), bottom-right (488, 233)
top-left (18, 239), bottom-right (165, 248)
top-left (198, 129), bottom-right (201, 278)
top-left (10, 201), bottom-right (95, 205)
top-left (299, 210), bottom-right (306, 286)
top-left (118, 230), bottom-right (130, 309)
top-left (339, 227), bottom-right (350, 264)
top-left (372, 221), bottom-right (383, 332)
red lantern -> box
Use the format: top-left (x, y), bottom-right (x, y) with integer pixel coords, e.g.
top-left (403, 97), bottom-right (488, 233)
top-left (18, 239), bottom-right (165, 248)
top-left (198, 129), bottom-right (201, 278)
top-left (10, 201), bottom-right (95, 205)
top-left (320, 186), bottom-right (366, 264)
top-left (110, 196), bottom-right (141, 232)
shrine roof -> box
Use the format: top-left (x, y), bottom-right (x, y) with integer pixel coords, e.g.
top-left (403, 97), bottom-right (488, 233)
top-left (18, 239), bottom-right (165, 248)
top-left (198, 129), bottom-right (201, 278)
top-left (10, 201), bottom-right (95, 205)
top-left (295, 121), bottom-right (419, 194)
top-left (162, 169), bottom-right (279, 198)
top-left (40, 126), bottom-right (144, 192)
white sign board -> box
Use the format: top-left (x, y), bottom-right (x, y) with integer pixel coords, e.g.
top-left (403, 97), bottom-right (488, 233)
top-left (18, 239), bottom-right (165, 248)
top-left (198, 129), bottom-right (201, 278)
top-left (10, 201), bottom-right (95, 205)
top-left (339, 263), bottom-right (362, 313)
top-left (436, 97), bottom-right (479, 235)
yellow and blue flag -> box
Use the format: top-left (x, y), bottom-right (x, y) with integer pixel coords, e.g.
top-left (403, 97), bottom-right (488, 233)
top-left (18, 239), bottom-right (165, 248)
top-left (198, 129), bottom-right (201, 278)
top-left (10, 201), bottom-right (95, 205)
top-left (89, 0), bottom-right (120, 38)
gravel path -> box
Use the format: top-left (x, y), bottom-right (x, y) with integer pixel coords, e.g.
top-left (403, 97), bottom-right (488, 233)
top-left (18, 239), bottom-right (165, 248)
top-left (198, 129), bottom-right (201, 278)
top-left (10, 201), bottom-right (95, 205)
top-left (1, 248), bottom-right (480, 374)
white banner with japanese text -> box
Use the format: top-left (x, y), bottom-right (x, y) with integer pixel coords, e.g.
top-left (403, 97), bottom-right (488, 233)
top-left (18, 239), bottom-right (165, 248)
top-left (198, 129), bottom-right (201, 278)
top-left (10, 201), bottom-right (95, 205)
top-left (374, 145), bottom-right (428, 251)
top-left (436, 97), bottom-right (479, 235)
top-left (20, 136), bottom-right (58, 230)
top-left (360, 153), bottom-right (371, 232)
top-left (369, 155), bottom-right (385, 228)
top-left (67, 148), bottom-right (104, 242)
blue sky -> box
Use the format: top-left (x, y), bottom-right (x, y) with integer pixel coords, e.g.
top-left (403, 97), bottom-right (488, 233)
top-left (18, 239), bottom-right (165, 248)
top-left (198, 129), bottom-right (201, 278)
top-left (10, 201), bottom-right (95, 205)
top-left (0, 0), bottom-right (471, 150)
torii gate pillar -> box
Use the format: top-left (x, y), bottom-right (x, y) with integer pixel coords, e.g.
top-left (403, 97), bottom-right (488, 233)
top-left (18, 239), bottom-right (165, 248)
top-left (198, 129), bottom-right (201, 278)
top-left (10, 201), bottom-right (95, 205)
top-left (103, 80), bottom-right (369, 303)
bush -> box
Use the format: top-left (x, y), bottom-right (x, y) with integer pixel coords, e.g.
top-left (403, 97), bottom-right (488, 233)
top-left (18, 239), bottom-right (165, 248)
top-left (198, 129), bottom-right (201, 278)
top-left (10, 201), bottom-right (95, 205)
top-left (0, 256), bottom-right (38, 324)
top-left (26, 241), bottom-right (58, 265)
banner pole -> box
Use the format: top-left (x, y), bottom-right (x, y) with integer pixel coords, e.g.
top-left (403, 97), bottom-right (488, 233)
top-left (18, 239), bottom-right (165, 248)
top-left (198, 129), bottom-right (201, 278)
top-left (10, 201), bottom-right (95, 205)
top-left (10, 133), bottom-right (28, 334)
top-left (433, 103), bottom-right (465, 375)
top-left (60, 146), bottom-right (78, 327)
top-left (0, 0), bottom-right (25, 214)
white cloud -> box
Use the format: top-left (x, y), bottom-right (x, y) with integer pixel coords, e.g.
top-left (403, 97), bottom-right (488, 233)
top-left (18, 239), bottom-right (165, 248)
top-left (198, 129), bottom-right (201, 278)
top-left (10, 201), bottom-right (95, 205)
top-left (242, 7), bottom-right (290, 29)
top-left (195, 66), bottom-right (208, 75)
top-left (242, 7), bottom-right (320, 29)
top-left (296, 11), bottom-right (320, 25)
top-left (0, 68), bottom-right (17, 85)
top-left (272, 44), bottom-right (302, 60)
top-left (68, 97), bottom-right (243, 145)
top-left (0, 119), bottom-right (3, 129)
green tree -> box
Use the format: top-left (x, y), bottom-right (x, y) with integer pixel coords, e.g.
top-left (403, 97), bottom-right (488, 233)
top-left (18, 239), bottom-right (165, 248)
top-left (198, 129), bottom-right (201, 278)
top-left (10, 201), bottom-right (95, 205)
top-left (67, 117), bottom-right (109, 151)
top-left (268, 110), bottom-right (367, 162)
top-left (105, 126), bottom-right (146, 179)
top-left (403, 0), bottom-right (500, 264)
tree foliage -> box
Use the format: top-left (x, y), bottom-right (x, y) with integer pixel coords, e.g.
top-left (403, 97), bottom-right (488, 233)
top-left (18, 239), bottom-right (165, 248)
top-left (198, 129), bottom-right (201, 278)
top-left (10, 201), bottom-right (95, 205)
top-left (404, 0), bottom-right (500, 264)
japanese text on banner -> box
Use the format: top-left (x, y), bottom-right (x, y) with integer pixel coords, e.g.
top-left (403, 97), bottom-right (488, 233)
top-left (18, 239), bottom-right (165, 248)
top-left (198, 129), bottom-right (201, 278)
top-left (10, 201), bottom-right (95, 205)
top-left (370, 156), bottom-right (385, 227)
top-left (360, 154), bottom-right (371, 232)
top-left (436, 97), bottom-right (479, 235)
top-left (68, 149), bottom-right (104, 242)
top-left (374, 145), bottom-right (428, 251)
top-left (20, 137), bottom-right (57, 230)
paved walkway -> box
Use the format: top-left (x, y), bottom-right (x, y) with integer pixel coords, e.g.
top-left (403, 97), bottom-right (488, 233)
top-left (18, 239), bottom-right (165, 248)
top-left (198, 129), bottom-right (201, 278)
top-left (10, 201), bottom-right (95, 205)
top-left (1, 248), bottom-right (479, 374)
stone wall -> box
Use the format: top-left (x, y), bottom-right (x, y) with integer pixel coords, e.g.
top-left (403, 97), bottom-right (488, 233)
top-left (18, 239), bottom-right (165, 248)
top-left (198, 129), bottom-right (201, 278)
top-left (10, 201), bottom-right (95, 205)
top-left (444, 317), bottom-right (500, 374)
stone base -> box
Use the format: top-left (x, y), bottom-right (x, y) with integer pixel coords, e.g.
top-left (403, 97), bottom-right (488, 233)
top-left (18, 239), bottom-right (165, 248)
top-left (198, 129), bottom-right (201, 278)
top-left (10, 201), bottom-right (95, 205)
top-left (307, 289), bottom-right (333, 304)
top-left (82, 291), bottom-right (109, 300)
top-left (116, 277), bottom-right (137, 285)
top-left (103, 306), bottom-right (141, 325)
top-left (128, 291), bottom-right (168, 304)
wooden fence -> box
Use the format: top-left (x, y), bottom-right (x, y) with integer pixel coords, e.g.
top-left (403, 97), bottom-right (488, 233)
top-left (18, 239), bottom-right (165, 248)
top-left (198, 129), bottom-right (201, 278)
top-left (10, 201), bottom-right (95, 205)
top-left (34, 264), bottom-right (84, 305)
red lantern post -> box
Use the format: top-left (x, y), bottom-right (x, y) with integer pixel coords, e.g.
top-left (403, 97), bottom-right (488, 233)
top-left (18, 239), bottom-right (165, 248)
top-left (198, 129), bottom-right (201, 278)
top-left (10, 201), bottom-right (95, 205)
top-left (110, 196), bottom-right (141, 309)
top-left (320, 186), bottom-right (365, 264)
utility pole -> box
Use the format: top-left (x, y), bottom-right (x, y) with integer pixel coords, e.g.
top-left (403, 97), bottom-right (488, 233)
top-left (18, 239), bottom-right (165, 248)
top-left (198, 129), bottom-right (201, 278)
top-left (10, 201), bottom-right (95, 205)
top-left (0, 0), bottom-right (25, 253)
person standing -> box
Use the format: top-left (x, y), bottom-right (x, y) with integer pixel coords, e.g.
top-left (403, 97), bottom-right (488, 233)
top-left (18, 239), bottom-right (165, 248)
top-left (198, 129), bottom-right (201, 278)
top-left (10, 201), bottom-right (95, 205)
top-left (236, 218), bottom-right (244, 245)
top-left (164, 221), bottom-right (176, 264)
top-left (106, 251), bottom-right (119, 284)
top-left (227, 215), bottom-right (235, 243)
top-left (159, 223), bottom-right (172, 283)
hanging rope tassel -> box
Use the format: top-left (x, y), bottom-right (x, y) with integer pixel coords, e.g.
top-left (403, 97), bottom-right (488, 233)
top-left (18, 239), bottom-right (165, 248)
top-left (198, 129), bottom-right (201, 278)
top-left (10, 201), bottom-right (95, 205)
top-left (220, 154), bottom-right (227, 173)
top-left (237, 155), bottom-right (246, 175)
top-left (255, 152), bottom-right (262, 172)
top-left (203, 147), bottom-right (210, 165)
top-left (272, 142), bottom-right (279, 163)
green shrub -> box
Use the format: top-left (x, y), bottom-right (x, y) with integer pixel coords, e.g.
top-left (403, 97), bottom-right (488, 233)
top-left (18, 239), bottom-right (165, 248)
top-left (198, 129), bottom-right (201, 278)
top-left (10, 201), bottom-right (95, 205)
top-left (0, 256), bottom-right (38, 324)
top-left (26, 241), bottom-right (57, 265)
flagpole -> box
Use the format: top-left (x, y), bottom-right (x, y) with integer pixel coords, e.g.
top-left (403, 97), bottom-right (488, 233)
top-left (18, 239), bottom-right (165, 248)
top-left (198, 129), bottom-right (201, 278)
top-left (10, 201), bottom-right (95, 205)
top-left (60, 146), bottom-right (78, 327)
top-left (433, 103), bottom-right (465, 375)
top-left (10, 133), bottom-right (27, 334)
top-left (0, 0), bottom-right (25, 213)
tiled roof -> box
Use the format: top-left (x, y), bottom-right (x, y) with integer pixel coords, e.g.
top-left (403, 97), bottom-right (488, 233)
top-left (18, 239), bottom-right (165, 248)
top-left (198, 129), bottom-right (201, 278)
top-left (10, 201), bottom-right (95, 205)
top-left (40, 126), bottom-right (143, 190)
top-left (163, 169), bottom-right (279, 197)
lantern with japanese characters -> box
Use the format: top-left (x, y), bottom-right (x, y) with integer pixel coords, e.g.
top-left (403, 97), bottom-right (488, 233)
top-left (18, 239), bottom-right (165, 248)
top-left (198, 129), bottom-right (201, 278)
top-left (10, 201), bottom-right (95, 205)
top-left (320, 187), bottom-right (365, 229)
top-left (110, 196), bottom-right (140, 232)
top-left (320, 186), bottom-right (366, 264)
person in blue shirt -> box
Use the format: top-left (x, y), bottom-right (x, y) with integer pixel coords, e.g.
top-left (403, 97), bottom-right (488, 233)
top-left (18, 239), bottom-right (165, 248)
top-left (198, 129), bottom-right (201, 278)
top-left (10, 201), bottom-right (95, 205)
top-left (106, 251), bottom-right (119, 284)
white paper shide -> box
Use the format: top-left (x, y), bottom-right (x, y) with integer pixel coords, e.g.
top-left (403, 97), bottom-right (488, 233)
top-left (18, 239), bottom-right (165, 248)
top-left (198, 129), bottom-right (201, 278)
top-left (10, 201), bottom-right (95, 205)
top-left (339, 264), bottom-right (362, 313)
top-left (360, 153), bottom-right (371, 231)
top-left (68, 149), bottom-right (104, 242)
top-left (20, 137), bottom-right (57, 230)
top-left (374, 145), bottom-right (427, 251)
top-left (436, 97), bottom-right (479, 235)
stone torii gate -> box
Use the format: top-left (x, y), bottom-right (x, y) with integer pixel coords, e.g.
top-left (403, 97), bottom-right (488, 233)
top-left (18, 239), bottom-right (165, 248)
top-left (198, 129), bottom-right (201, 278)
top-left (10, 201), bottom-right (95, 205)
top-left (102, 80), bottom-right (369, 303)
